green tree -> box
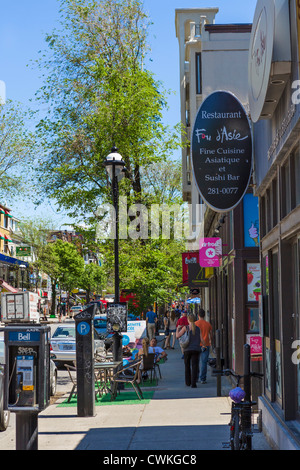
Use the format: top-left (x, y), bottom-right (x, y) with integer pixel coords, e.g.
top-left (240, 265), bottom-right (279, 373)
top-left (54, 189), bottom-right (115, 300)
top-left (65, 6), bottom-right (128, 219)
top-left (99, 237), bottom-right (185, 315)
top-left (0, 100), bottom-right (36, 199)
top-left (34, 0), bottom-right (182, 220)
top-left (18, 217), bottom-right (55, 260)
top-left (36, 239), bottom-right (85, 314)
top-left (79, 262), bottom-right (106, 303)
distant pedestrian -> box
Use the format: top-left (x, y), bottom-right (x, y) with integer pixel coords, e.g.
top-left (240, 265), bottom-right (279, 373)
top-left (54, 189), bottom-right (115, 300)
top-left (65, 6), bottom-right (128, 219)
top-left (195, 309), bottom-right (212, 384)
top-left (163, 311), bottom-right (171, 349)
top-left (146, 306), bottom-right (157, 341)
top-left (168, 310), bottom-right (177, 349)
top-left (176, 314), bottom-right (200, 388)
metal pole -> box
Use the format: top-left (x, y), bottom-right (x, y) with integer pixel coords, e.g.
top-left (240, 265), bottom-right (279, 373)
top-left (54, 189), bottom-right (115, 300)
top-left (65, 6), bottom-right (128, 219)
top-left (243, 343), bottom-right (251, 402)
top-left (113, 164), bottom-right (120, 303)
top-left (243, 343), bottom-right (252, 449)
top-left (216, 329), bottom-right (221, 396)
top-left (16, 412), bottom-right (38, 450)
top-left (112, 163), bottom-right (122, 363)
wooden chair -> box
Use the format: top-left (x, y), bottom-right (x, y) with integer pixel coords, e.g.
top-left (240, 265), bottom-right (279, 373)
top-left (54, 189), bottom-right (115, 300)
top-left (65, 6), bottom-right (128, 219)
top-left (64, 364), bottom-right (77, 402)
top-left (111, 358), bottom-right (143, 401)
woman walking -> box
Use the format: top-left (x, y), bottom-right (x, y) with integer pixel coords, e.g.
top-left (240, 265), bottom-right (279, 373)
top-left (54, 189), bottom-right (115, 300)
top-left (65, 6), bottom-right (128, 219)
top-left (176, 314), bottom-right (201, 388)
top-left (163, 311), bottom-right (171, 349)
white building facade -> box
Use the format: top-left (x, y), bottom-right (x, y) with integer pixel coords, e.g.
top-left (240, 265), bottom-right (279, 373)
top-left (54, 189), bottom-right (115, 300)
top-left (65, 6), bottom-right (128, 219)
top-left (175, 8), bottom-right (251, 249)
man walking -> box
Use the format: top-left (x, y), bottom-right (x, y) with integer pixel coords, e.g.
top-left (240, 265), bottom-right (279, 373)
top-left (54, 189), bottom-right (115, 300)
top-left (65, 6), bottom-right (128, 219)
top-left (146, 306), bottom-right (157, 341)
top-left (195, 309), bottom-right (212, 384)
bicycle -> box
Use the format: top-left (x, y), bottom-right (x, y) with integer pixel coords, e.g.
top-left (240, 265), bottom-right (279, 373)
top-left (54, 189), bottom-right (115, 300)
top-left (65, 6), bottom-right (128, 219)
top-left (214, 368), bottom-right (263, 450)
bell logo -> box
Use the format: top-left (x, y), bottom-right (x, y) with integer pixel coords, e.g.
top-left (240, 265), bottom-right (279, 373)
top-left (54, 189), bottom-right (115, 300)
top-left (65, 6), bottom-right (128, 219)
top-left (18, 333), bottom-right (30, 341)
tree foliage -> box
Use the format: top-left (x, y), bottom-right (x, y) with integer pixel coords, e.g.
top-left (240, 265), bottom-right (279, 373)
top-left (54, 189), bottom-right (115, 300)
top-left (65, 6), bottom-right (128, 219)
top-left (78, 262), bottom-right (106, 302)
top-left (0, 100), bottom-right (36, 199)
top-left (32, 0), bottom-right (187, 310)
top-left (36, 239), bottom-right (85, 313)
top-left (34, 0), bottom-right (182, 220)
top-left (18, 216), bottom-right (56, 259)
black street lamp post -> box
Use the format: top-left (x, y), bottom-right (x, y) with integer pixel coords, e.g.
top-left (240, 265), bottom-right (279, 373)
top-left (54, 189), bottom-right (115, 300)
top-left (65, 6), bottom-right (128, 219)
top-left (104, 147), bottom-right (126, 362)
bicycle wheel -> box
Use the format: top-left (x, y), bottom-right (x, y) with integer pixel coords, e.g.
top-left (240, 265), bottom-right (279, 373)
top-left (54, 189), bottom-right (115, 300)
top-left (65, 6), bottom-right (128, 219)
top-left (230, 411), bottom-right (240, 450)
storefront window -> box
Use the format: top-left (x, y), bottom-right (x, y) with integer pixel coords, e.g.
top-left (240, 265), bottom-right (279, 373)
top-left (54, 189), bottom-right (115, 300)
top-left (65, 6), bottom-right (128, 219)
top-left (292, 147), bottom-right (300, 207)
top-left (243, 193), bottom-right (259, 247)
top-left (293, 241), bottom-right (300, 412)
top-left (262, 255), bottom-right (269, 337)
top-left (272, 251), bottom-right (282, 401)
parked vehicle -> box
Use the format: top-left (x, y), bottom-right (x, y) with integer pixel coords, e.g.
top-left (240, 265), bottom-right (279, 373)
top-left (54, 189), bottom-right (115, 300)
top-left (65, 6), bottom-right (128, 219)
top-left (50, 323), bottom-right (105, 364)
top-left (50, 358), bottom-right (57, 396)
top-left (93, 314), bottom-right (107, 334)
top-left (69, 305), bottom-right (83, 317)
top-left (93, 315), bottom-right (113, 350)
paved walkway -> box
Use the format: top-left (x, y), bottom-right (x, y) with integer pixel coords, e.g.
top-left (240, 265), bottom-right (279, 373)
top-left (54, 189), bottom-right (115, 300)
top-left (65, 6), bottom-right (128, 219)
top-left (0, 334), bottom-right (272, 451)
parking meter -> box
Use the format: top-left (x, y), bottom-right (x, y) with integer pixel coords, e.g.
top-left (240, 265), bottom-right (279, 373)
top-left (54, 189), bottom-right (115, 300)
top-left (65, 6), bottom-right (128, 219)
top-left (3, 325), bottom-right (51, 412)
top-left (74, 303), bottom-right (96, 417)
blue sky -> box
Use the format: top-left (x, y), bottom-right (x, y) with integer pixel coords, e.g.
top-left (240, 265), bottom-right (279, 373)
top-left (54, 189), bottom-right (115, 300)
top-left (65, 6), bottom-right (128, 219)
top-left (0, 0), bottom-right (257, 225)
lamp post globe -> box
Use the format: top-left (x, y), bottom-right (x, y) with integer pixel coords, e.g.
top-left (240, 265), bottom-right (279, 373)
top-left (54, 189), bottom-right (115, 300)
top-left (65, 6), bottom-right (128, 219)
top-left (104, 146), bottom-right (126, 182)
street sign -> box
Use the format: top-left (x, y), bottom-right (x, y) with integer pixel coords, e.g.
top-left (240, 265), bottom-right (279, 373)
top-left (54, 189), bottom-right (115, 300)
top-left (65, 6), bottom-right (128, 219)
top-left (191, 90), bottom-right (252, 212)
top-left (16, 246), bottom-right (31, 256)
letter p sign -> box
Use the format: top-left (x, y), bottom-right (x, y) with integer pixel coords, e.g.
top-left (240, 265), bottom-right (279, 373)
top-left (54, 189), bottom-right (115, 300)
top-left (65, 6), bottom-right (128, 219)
top-left (77, 322), bottom-right (90, 336)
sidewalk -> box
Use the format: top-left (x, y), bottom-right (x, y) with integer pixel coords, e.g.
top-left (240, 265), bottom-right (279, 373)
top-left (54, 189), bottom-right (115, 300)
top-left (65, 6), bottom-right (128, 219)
top-left (0, 334), bottom-right (273, 451)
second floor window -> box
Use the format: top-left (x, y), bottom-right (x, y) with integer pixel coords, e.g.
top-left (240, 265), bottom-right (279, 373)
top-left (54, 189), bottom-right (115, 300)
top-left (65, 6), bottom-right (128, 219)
top-left (196, 53), bottom-right (202, 95)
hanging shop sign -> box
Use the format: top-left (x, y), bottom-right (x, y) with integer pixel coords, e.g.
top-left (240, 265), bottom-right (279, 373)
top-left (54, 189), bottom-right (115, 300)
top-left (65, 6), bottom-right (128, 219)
top-left (199, 238), bottom-right (222, 268)
top-left (16, 246), bottom-right (31, 256)
top-left (191, 90), bottom-right (252, 212)
top-left (188, 264), bottom-right (209, 288)
top-left (182, 251), bottom-right (199, 285)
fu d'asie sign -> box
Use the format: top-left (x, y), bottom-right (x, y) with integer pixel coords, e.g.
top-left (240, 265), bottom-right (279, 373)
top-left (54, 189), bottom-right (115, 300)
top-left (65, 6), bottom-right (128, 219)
top-left (191, 91), bottom-right (252, 212)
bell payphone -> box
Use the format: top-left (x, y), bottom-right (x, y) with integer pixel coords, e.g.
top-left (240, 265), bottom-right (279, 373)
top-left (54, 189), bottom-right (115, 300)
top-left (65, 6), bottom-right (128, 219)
top-left (3, 325), bottom-right (51, 412)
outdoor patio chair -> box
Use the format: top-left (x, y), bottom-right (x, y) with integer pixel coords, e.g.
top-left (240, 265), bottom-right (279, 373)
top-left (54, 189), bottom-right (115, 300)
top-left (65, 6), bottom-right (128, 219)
top-left (141, 353), bottom-right (158, 384)
top-left (111, 358), bottom-right (143, 401)
top-left (64, 364), bottom-right (77, 403)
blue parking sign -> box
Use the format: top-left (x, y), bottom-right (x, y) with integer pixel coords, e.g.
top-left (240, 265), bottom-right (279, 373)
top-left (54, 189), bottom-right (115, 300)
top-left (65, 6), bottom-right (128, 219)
top-left (77, 322), bottom-right (90, 336)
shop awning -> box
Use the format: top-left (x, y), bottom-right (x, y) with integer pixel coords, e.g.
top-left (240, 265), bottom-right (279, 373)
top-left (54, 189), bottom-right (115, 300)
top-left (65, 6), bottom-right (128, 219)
top-left (0, 279), bottom-right (18, 293)
top-left (4, 234), bottom-right (12, 242)
top-left (4, 209), bottom-right (12, 218)
top-left (0, 253), bottom-right (28, 267)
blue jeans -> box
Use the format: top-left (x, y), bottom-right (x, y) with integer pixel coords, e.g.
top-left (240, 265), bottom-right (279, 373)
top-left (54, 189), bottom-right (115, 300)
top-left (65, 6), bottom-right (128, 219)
top-left (199, 346), bottom-right (210, 381)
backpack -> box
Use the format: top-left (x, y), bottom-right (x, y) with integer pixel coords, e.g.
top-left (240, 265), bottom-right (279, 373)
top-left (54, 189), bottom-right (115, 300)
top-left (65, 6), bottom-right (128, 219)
top-left (179, 327), bottom-right (190, 349)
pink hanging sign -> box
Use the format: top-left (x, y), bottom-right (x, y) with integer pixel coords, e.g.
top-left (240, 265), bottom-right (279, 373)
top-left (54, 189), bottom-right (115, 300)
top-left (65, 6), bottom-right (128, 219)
top-left (199, 238), bottom-right (222, 267)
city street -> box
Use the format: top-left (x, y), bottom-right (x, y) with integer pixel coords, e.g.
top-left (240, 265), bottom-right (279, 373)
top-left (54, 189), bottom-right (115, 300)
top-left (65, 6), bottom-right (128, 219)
top-left (0, 326), bottom-right (272, 451)
top-left (2, 0), bottom-right (300, 451)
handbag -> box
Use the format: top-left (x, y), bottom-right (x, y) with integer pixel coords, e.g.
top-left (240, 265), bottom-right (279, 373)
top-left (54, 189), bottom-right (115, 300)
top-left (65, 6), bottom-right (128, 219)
top-left (179, 326), bottom-right (190, 349)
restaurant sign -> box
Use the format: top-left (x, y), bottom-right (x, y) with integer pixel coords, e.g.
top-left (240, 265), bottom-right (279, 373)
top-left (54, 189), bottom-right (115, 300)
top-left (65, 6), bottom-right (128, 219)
top-left (191, 91), bottom-right (252, 212)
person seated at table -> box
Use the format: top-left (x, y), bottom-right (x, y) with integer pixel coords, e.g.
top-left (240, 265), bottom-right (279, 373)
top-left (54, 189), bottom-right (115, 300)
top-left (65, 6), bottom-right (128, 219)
top-left (149, 338), bottom-right (167, 362)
